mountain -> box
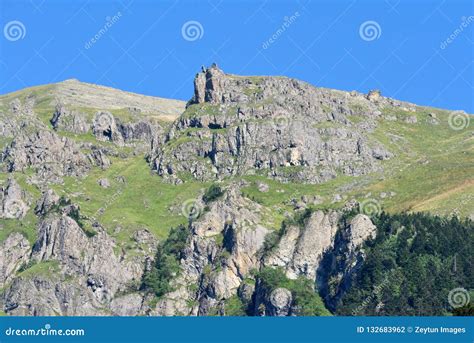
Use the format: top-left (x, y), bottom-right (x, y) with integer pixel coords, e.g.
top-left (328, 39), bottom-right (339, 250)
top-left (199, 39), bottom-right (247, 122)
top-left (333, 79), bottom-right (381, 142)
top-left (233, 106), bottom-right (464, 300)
top-left (0, 65), bottom-right (472, 316)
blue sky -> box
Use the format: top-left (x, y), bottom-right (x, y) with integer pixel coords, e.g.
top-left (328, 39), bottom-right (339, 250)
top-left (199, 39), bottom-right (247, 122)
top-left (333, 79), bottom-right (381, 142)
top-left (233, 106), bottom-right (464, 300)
top-left (0, 0), bottom-right (472, 112)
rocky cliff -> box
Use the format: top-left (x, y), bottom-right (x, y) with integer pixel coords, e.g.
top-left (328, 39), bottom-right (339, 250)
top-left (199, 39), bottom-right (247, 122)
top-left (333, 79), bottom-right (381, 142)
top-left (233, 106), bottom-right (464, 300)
top-left (151, 64), bottom-right (394, 184)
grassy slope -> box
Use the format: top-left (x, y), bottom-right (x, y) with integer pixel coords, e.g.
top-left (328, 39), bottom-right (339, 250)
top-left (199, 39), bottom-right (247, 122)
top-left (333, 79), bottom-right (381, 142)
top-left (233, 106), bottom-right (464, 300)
top-left (240, 105), bottom-right (473, 218)
top-left (55, 156), bottom-right (207, 243)
top-left (366, 107), bottom-right (473, 216)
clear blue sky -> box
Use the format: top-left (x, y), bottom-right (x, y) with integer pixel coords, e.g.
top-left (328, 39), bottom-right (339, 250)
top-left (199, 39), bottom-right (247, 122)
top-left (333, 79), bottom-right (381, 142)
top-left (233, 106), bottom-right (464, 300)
top-left (0, 0), bottom-right (473, 112)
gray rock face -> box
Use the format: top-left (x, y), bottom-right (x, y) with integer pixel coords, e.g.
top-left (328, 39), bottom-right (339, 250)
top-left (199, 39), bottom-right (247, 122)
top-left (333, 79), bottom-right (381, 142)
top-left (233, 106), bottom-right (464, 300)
top-left (264, 211), bottom-right (339, 280)
top-left (2, 130), bottom-right (92, 182)
top-left (120, 120), bottom-right (161, 143)
top-left (9, 97), bottom-right (35, 117)
top-left (35, 189), bottom-right (60, 215)
top-left (344, 214), bottom-right (377, 253)
top-left (149, 186), bottom-right (377, 317)
top-left (152, 185), bottom-right (270, 316)
top-left (152, 65), bottom-right (393, 184)
top-left (51, 103), bottom-right (89, 133)
top-left (88, 147), bottom-right (111, 170)
top-left (32, 216), bottom-right (143, 287)
top-left (92, 111), bottom-right (163, 148)
top-left (32, 216), bottom-right (87, 268)
top-left (2, 213), bottom-right (152, 316)
top-left (0, 233), bottom-right (31, 288)
top-left (0, 178), bottom-right (29, 219)
top-left (110, 293), bottom-right (146, 316)
top-left (318, 214), bottom-right (377, 310)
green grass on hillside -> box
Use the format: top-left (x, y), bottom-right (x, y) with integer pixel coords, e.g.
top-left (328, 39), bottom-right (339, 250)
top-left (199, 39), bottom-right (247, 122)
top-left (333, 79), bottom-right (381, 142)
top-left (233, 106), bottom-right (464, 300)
top-left (54, 157), bottom-right (208, 244)
top-left (365, 107), bottom-right (473, 216)
top-left (16, 260), bottom-right (60, 279)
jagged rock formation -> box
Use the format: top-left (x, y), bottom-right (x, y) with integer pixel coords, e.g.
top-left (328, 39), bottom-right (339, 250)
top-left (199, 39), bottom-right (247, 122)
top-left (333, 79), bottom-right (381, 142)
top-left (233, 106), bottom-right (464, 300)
top-left (34, 189), bottom-right (60, 215)
top-left (148, 185), bottom-right (376, 316)
top-left (92, 111), bottom-right (162, 147)
top-left (3, 211), bottom-right (154, 316)
top-left (317, 214), bottom-right (378, 311)
top-left (0, 233), bottom-right (30, 288)
top-left (152, 185), bottom-right (270, 315)
top-left (151, 65), bottom-right (393, 184)
top-left (51, 102), bottom-right (89, 133)
top-left (264, 210), bottom-right (340, 280)
top-left (1, 130), bottom-right (92, 182)
top-left (93, 111), bottom-right (125, 145)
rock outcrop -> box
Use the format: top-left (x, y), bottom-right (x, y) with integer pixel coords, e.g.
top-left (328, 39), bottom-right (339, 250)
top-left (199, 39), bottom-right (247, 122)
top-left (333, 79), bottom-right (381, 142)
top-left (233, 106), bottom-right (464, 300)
top-left (0, 233), bottom-right (31, 288)
top-left (265, 210), bottom-right (340, 280)
top-left (92, 111), bottom-right (125, 145)
top-left (152, 65), bottom-right (393, 184)
top-left (148, 186), bottom-right (377, 317)
top-left (1, 130), bottom-right (92, 182)
top-left (34, 189), bottom-right (60, 216)
top-left (152, 185), bottom-right (270, 316)
top-left (263, 287), bottom-right (293, 316)
top-left (51, 103), bottom-right (90, 133)
top-left (92, 111), bottom-right (164, 149)
top-left (2, 211), bottom-right (154, 316)
top-left (317, 214), bottom-right (377, 310)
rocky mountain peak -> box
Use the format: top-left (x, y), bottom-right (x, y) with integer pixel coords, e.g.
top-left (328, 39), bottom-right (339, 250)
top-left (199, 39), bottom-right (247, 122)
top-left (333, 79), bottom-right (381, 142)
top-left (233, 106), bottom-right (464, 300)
top-left (153, 65), bottom-right (394, 184)
top-left (190, 63), bottom-right (226, 105)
